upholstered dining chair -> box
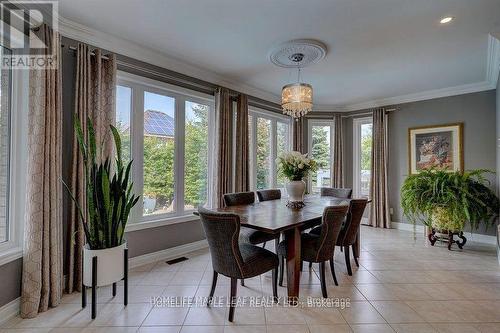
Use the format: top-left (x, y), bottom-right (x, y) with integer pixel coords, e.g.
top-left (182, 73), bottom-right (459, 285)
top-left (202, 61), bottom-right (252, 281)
top-left (256, 189), bottom-right (281, 202)
top-left (310, 198), bottom-right (368, 276)
top-left (223, 191), bottom-right (280, 286)
top-left (197, 207), bottom-right (279, 322)
top-left (277, 205), bottom-right (348, 298)
top-left (320, 187), bottom-right (353, 198)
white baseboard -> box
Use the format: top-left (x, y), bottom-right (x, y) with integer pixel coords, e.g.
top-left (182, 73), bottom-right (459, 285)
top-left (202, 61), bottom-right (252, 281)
top-left (391, 222), bottom-right (498, 245)
top-left (129, 239), bottom-right (208, 268)
top-left (0, 298), bottom-right (20, 326)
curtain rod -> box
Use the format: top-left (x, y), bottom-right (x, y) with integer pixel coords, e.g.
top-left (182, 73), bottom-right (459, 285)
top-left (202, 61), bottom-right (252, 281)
top-left (340, 107), bottom-right (398, 118)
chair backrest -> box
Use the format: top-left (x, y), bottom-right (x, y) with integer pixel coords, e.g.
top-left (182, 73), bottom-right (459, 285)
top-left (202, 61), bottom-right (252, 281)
top-left (256, 189), bottom-right (281, 202)
top-left (320, 187), bottom-right (353, 199)
top-left (315, 205), bottom-right (349, 262)
top-left (339, 199), bottom-right (368, 246)
top-left (223, 191), bottom-right (255, 207)
top-left (197, 207), bottom-right (244, 278)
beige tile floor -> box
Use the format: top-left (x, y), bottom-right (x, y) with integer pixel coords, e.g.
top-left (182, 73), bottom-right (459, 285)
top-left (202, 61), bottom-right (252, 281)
top-left (2, 226), bottom-right (500, 333)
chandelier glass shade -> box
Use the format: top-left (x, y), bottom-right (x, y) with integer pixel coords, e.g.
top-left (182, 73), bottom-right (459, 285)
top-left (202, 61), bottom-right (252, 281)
top-left (281, 82), bottom-right (313, 119)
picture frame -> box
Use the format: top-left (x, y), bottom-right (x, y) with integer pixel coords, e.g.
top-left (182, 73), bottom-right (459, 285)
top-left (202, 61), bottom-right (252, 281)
top-left (408, 123), bottom-right (463, 174)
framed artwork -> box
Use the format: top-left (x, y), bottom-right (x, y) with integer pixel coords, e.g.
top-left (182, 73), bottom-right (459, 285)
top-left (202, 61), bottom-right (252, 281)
top-left (408, 123), bottom-right (463, 174)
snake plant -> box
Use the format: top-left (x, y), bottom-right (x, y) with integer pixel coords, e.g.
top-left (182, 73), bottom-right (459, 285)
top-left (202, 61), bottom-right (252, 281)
top-left (401, 169), bottom-right (499, 232)
top-left (65, 117), bottom-right (140, 250)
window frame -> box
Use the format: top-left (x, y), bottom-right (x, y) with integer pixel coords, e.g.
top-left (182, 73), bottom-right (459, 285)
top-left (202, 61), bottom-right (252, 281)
top-left (307, 119), bottom-right (335, 193)
top-left (0, 62), bottom-right (28, 265)
top-left (352, 116), bottom-right (373, 198)
top-left (248, 107), bottom-right (292, 190)
top-left (117, 71), bottom-right (215, 232)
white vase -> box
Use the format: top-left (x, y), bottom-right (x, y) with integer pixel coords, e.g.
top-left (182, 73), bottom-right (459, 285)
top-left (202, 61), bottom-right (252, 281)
top-left (286, 180), bottom-right (306, 202)
top-left (83, 242), bottom-right (127, 287)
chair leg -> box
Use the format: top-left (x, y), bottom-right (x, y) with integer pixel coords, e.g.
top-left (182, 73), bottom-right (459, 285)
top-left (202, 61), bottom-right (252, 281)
top-left (278, 255), bottom-right (284, 287)
top-left (241, 279), bottom-right (245, 286)
top-left (329, 258), bottom-right (338, 286)
top-left (229, 278), bottom-right (238, 322)
top-left (319, 262), bottom-right (328, 298)
top-left (207, 271), bottom-right (218, 306)
top-left (309, 262), bottom-right (312, 269)
top-left (272, 267), bottom-right (278, 303)
top-left (274, 237), bottom-right (280, 254)
top-left (352, 245), bottom-right (360, 267)
top-left (262, 242), bottom-right (267, 248)
top-left (344, 246), bottom-right (352, 276)
top-left (300, 260), bottom-right (303, 272)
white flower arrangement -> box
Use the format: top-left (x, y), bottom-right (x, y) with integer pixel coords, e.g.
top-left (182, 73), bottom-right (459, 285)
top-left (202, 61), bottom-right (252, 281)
top-left (276, 151), bottom-right (318, 181)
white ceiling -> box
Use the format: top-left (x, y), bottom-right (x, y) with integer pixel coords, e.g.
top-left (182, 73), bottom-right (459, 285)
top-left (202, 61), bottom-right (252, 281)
top-left (58, 0), bottom-right (500, 110)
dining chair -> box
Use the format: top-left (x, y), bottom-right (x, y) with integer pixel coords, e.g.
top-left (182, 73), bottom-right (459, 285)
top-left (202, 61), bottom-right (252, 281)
top-left (277, 205), bottom-right (348, 298)
top-left (197, 207), bottom-right (279, 322)
top-left (256, 189), bottom-right (281, 202)
top-left (310, 198), bottom-right (368, 276)
top-left (223, 191), bottom-right (280, 286)
top-left (320, 187), bottom-right (353, 198)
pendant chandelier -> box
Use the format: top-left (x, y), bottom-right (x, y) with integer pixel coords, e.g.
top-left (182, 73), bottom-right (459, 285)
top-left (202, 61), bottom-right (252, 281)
top-left (281, 55), bottom-right (313, 118)
top-left (269, 40), bottom-right (326, 120)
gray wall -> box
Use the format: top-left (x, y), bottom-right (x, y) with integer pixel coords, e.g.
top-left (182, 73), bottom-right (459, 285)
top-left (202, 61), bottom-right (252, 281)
top-left (342, 90), bottom-right (497, 235)
top-left (0, 258), bottom-right (22, 307)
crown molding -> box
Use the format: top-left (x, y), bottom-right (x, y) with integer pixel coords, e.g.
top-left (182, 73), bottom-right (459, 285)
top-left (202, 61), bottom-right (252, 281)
top-left (57, 15), bottom-right (497, 113)
top-left (314, 80), bottom-right (495, 112)
top-left (57, 16), bottom-right (281, 104)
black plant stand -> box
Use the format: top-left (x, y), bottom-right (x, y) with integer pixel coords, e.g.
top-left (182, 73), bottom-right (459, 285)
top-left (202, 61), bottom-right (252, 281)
top-left (428, 229), bottom-right (467, 250)
top-left (82, 248), bottom-right (128, 319)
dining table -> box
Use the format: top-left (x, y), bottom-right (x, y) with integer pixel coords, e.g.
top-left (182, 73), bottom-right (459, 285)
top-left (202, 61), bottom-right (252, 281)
top-left (204, 195), bottom-right (363, 301)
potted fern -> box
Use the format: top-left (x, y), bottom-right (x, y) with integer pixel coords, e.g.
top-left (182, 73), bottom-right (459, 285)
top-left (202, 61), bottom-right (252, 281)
top-left (401, 169), bottom-right (499, 249)
top-left (66, 117), bottom-right (140, 292)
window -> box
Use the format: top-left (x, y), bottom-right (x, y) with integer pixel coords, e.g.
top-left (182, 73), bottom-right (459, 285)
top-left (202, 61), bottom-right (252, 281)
top-left (248, 109), bottom-right (291, 190)
top-left (0, 46), bottom-right (28, 264)
top-left (308, 120), bottom-right (334, 193)
top-left (116, 72), bottom-right (214, 228)
top-left (353, 117), bottom-right (372, 198)
top-left (0, 47), bottom-right (11, 244)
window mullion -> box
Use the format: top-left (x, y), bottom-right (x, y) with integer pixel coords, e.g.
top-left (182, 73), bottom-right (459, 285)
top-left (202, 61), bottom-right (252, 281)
top-left (271, 119), bottom-right (277, 188)
top-left (251, 115), bottom-right (258, 190)
top-left (175, 96), bottom-right (185, 215)
top-left (132, 85), bottom-right (144, 222)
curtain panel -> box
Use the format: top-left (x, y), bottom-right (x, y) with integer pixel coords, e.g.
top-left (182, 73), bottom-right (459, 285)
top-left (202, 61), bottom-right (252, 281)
top-left (21, 25), bottom-right (63, 318)
top-left (332, 114), bottom-right (344, 187)
top-left (234, 94), bottom-right (249, 192)
top-left (66, 44), bottom-right (117, 293)
top-left (369, 108), bottom-right (391, 228)
top-left (210, 87), bottom-right (233, 208)
top-left (292, 118), bottom-right (304, 153)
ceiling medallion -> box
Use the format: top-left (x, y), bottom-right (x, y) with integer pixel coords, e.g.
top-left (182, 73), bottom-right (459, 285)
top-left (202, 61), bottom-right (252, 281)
top-left (269, 40), bottom-right (327, 119)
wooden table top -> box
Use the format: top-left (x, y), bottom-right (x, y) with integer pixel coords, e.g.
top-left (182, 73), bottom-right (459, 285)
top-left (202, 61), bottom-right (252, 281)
top-left (213, 195), bottom-right (354, 234)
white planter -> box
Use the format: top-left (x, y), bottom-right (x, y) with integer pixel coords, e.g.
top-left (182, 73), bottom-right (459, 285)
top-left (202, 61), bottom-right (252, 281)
top-left (83, 242), bottom-right (126, 287)
top-left (286, 180), bottom-right (306, 202)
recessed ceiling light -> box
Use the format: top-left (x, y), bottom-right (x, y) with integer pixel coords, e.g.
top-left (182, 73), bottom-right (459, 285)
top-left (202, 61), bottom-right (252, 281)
top-left (440, 16), bottom-right (454, 24)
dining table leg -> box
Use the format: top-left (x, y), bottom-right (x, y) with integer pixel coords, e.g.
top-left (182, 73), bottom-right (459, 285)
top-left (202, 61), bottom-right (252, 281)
top-left (284, 227), bottom-right (301, 304)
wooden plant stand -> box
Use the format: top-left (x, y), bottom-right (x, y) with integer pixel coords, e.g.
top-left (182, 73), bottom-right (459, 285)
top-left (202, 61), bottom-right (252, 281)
top-left (428, 228), bottom-right (467, 250)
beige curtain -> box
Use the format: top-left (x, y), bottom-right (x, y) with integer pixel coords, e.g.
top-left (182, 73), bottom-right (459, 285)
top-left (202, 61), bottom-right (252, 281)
top-left (66, 44), bottom-right (117, 293)
top-left (292, 118), bottom-right (304, 153)
top-left (332, 114), bottom-right (344, 187)
top-left (210, 87), bottom-right (232, 208)
top-left (369, 108), bottom-right (390, 228)
top-left (21, 25), bottom-right (63, 318)
top-left (234, 94), bottom-right (249, 192)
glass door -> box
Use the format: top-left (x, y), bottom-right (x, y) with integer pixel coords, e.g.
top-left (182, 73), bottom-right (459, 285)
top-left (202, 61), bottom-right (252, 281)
top-left (353, 117), bottom-right (372, 223)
